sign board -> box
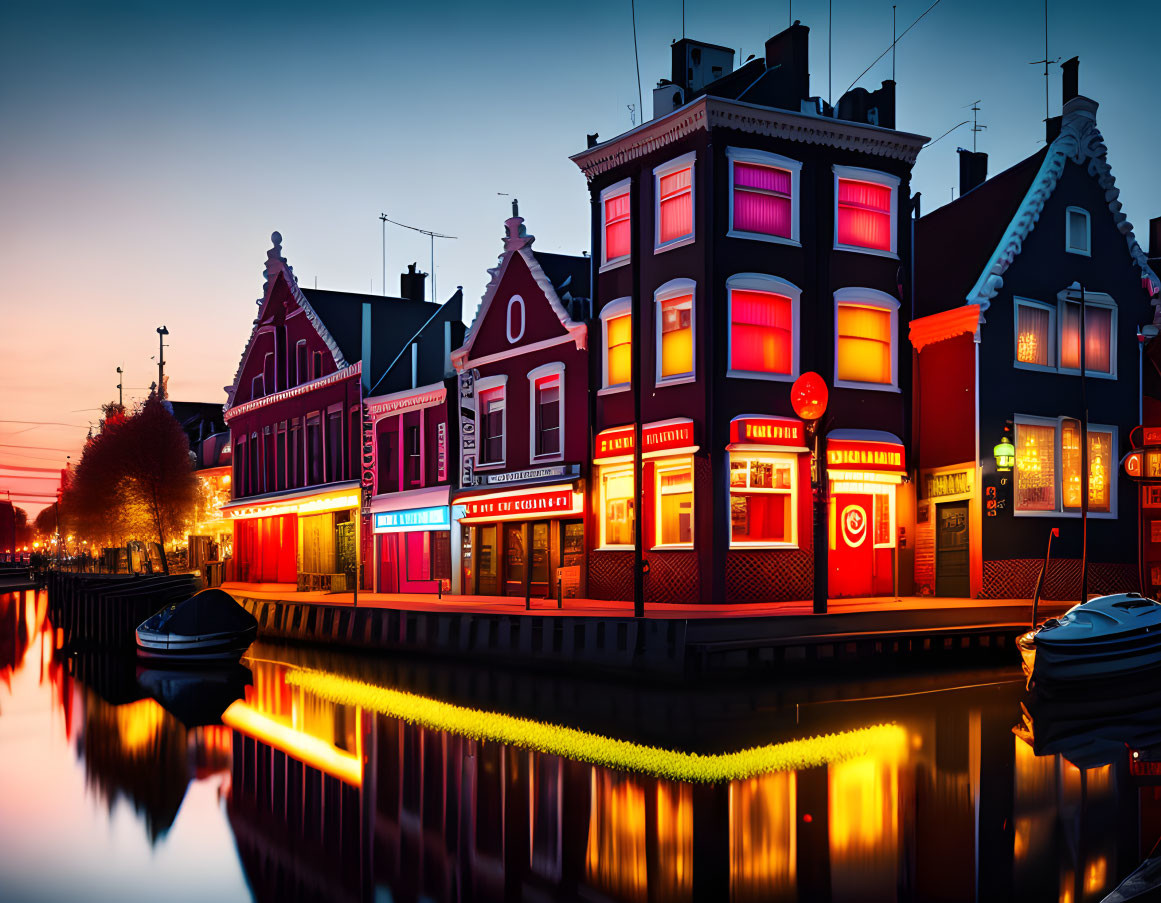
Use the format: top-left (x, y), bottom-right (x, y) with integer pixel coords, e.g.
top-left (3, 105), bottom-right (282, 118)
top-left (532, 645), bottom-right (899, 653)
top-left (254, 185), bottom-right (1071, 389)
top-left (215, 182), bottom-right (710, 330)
top-left (459, 369), bottom-right (478, 488)
top-left (461, 487), bottom-right (579, 521)
top-left (826, 440), bottom-right (906, 473)
top-left (1122, 447), bottom-right (1161, 482)
top-left (594, 419), bottom-right (696, 460)
top-left (482, 464), bottom-right (579, 487)
top-left (373, 506), bottom-right (451, 533)
top-left (437, 422), bottom-right (448, 482)
top-left (925, 470), bottom-right (971, 499)
top-left (728, 416), bottom-right (805, 447)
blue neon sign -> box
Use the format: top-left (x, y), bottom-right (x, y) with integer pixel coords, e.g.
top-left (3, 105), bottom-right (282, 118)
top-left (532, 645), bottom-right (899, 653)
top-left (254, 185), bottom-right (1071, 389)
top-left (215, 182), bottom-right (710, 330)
top-left (373, 506), bottom-right (450, 533)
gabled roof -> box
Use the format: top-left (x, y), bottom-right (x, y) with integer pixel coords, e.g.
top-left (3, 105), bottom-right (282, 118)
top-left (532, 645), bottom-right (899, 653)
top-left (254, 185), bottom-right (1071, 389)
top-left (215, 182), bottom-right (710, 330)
top-left (921, 96), bottom-right (1160, 315)
top-left (451, 213), bottom-right (587, 371)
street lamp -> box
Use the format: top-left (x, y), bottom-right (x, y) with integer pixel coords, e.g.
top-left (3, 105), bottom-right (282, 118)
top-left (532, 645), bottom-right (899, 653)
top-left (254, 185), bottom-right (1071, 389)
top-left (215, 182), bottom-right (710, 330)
top-left (157, 326), bottom-right (169, 398)
top-left (993, 436), bottom-right (1015, 472)
top-left (792, 372), bottom-right (830, 615)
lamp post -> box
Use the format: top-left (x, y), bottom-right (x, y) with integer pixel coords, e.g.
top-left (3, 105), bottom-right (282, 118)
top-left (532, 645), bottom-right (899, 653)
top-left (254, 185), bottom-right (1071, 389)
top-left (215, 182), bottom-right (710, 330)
top-left (792, 372), bottom-right (830, 614)
top-left (1064, 282), bottom-right (1089, 603)
top-left (156, 326), bottom-right (169, 398)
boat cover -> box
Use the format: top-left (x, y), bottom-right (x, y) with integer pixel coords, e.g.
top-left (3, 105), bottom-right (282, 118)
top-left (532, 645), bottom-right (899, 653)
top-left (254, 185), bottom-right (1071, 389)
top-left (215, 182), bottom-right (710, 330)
top-left (146, 588), bottom-right (256, 636)
top-left (1034, 594), bottom-right (1161, 646)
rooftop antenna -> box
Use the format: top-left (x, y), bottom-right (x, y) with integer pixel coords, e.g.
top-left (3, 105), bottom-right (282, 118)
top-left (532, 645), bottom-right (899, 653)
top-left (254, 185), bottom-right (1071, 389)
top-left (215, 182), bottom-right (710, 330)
top-left (630, 0), bottom-right (643, 123)
top-left (967, 99), bottom-right (987, 152)
top-left (381, 216), bottom-right (458, 303)
top-left (116, 366), bottom-right (123, 407)
top-left (682, 0), bottom-right (685, 39)
top-left (628, 103), bottom-right (636, 126)
top-left (892, 5), bottom-right (897, 81)
top-left (828, 0), bottom-right (833, 107)
top-left (378, 213), bottom-right (389, 296)
top-left (1028, 0), bottom-right (1059, 128)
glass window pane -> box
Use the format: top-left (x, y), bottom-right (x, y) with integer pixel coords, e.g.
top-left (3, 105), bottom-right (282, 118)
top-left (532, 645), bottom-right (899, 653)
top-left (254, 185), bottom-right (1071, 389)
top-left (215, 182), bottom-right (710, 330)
top-left (1015, 422), bottom-right (1057, 511)
top-left (658, 466), bottom-right (693, 546)
top-left (659, 167), bottom-right (692, 244)
top-left (607, 314), bottom-right (632, 386)
top-left (1089, 430), bottom-right (1112, 512)
top-left (605, 192), bottom-right (631, 260)
top-left (731, 289), bottom-right (793, 374)
top-left (837, 305), bottom-right (892, 384)
top-left (1016, 305), bottom-right (1050, 366)
top-left (660, 295), bottom-right (693, 378)
top-left (602, 468), bottom-right (635, 546)
top-left (1068, 210), bottom-right (1089, 252)
top-left (837, 179), bottom-right (892, 251)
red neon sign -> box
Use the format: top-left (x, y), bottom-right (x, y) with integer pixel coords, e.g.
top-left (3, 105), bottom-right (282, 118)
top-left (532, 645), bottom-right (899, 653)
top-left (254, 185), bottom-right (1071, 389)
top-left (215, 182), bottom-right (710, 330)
top-left (463, 489), bottom-right (576, 520)
top-left (729, 416), bottom-right (805, 446)
top-left (594, 420), bottom-right (695, 459)
top-left (1125, 450), bottom-right (1144, 479)
top-left (791, 372), bottom-right (828, 421)
top-left (826, 440), bottom-right (905, 473)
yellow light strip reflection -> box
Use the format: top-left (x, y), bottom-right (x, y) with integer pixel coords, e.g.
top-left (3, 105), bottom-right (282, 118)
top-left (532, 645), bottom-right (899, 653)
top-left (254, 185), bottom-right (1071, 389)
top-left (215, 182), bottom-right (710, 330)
top-left (221, 700), bottom-right (362, 787)
top-left (283, 669), bottom-right (907, 784)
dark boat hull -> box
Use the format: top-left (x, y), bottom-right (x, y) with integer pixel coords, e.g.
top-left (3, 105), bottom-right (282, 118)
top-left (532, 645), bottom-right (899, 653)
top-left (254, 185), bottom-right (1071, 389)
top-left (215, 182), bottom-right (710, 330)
top-left (136, 624), bottom-right (257, 664)
top-left (1019, 631), bottom-right (1161, 682)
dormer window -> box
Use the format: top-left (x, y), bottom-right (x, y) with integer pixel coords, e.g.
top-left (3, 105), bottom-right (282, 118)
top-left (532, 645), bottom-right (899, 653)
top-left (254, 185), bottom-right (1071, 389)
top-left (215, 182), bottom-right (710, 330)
top-left (833, 165), bottom-right (899, 257)
top-left (600, 178), bottom-right (631, 270)
top-left (1066, 207), bottom-right (1091, 256)
top-left (727, 148), bottom-right (801, 245)
top-left (654, 152), bottom-right (696, 252)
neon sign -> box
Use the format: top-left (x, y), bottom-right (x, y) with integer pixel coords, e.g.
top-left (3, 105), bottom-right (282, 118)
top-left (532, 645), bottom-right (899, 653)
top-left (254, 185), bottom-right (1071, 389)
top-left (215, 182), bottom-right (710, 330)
top-left (826, 440), bottom-right (905, 473)
top-left (373, 506), bottom-right (450, 533)
top-left (729, 416), bottom-right (804, 446)
top-left (594, 420), bottom-right (695, 459)
top-left (461, 487), bottom-right (580, 521)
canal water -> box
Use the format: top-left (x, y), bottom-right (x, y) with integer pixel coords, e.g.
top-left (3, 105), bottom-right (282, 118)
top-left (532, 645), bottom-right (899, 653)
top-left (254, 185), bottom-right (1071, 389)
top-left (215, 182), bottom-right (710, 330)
top-left (2, 588), bottom-right (1158, 903)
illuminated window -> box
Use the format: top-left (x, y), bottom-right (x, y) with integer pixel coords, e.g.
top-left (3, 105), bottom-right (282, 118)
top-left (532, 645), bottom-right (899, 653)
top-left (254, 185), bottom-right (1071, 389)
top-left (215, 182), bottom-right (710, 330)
top-left (729, 454), bottom-right (797, 547)
top-left (655, 279), bottom-right (695, 385)
top-left (601, 179), bottom-right (631, 269)
top-left (872, 492), bottom-right (894, 548)
top-left (728, 147), bottom-right (801, 244)
top-left (599, 465), bottom-right (635, 548)
top-left (834, 288), bottom-right (899, 390)
top-left (654, 152), bottom-right (695, 251)
top-left (728, 274), bottom-right (800, 380)
top-left (1013, 292), bottom-right (1115, 376)
top-left (376, 419), bottom-right (398, 493)
top-left (1060, 301), bottom-right (1113, 375)
top-left (600, 298), bottom-right (632, 391)
top-left (1066, 206), bottom-right (1091, 256)
top-left (477, 381), bottom-right (506, 467)
top-left (834, 165), bottom-right (898, 255)
top-left (1014, 300), bottom-right (1054, 367)
top-left (528, 363), bottom-right (564, 460)
top-left (655, 461), bottom-right (693, 547)
top-left (404, 422), bottom-right (421, 486)
top-left (1014, 415), bottom-right (1117, 516)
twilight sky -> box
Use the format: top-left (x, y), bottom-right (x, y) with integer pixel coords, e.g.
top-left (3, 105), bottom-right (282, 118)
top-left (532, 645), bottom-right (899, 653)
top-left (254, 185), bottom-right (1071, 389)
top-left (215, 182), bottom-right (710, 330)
top-left (2, 0), bottom-right (1158, 515)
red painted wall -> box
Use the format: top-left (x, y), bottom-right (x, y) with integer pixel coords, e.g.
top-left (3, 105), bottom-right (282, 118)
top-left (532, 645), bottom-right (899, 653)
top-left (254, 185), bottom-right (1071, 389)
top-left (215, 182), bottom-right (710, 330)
top-left (914, 334), bottom-right (976, 469)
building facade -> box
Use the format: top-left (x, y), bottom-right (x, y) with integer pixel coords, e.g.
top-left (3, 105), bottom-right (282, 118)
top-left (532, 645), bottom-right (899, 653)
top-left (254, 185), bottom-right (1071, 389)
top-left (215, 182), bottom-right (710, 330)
top-left (570, 24), bottom-right (926, 604)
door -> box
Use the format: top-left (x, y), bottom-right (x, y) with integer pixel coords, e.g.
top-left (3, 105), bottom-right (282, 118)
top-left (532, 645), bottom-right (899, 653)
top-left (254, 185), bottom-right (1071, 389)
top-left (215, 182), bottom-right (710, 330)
top-left (936, 502), bottom-right (970, 597)
top-left (529, 522), bottom-right (551, 598)
top-left (829, 492), bottom-right (874, 597)
top-left (503, 523), bottom-right (526, 596)
top-left (477, 525), bottom-right (500, 595)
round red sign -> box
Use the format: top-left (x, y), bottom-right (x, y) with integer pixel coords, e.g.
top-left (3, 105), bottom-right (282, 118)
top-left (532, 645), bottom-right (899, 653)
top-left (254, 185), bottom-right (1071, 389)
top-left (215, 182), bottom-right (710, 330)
top-left (791, 372), bottom-right (829, 421)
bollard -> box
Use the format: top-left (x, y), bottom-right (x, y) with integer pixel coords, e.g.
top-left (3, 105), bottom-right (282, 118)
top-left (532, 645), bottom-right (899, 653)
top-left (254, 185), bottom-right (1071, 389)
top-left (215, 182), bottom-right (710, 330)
top-left (557, 577), bottom-right (563, 610)
top-left (525, 580), bottom-right (531, 612)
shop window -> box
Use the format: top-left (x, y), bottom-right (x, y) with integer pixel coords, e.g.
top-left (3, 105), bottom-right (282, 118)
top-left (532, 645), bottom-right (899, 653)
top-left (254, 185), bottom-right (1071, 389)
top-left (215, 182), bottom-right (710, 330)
top-left (1014, 416), bottom-right (1116, 516)
top-left (729, 455), bottom-right (797, 547)
top-left (600, 298), bottom-right (632, 391)
top-left (872, 492), bottom-right (894, 548)
top-left (1015, 300), bottom-right (1054, 367)
top-left (834, 288), bottom-right (899, 390)
top-left (405, 423), bottom-right (421, 486)
top-left (377, 420), bottom-right (398, 494)
top-left (833, 165), bottom-right (898, 255)
top-left (478, 381), bottom-right (506, 467)
top-left (532, 369), bottom-right (563, 459)
top-left (655, 462), bottom-right (694, 547)
top-left (601, 178), bottom-right (631, 269)
top-left (600, 465), bottom-right (635, 548)
top-left (306, 414), bottom-right (323, 485)
top-left (326, 409), bottom-right (343, 482)
top-left (727, 274), bottom-right (800, 380)
top-left (1066, 206), bottom-right (1091, 255)
top-left (295, 341), bottom-right (307, 386)
top-left (655, 279), bottom-right (695, 385)
top-left (728, 147), bottom-right (801, 244)
top-left (654, 152), bottom-right (695, 251)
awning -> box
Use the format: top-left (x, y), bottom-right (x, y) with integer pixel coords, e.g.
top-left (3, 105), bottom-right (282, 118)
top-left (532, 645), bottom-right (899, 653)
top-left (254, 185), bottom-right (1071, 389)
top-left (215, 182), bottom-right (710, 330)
top-left (369, 485), bottom-right (450, 514)
top-left (593, 418), bottom-right (698, 463)
top-left (727, 414), bottom-right (808, 453)
top-left (221, 482), bottom-right (361, 519)
top-left (826, 429), bottom-right (905, 483)
top-left (370, 486), bottom-right (453, 533)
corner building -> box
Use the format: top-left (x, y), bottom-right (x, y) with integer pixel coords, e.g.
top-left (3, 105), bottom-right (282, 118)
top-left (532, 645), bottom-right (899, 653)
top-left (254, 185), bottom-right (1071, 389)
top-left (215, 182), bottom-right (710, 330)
top-left (570, 24), bottom-right (926, 603)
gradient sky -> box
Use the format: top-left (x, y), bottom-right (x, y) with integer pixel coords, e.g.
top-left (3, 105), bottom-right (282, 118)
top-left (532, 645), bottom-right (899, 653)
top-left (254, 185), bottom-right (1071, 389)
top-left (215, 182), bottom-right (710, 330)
top-left (2, 0), bottom-right (1158, 515)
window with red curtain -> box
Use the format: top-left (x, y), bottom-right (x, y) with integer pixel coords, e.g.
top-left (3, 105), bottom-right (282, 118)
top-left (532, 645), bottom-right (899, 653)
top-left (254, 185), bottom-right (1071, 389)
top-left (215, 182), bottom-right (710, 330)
top-left (1060, 303), bottom-right (1112, 373)
top-left (836, 178), bottom-right (893, 251)
top-left (733, 162), bottom-right (792, 237)
top-left (657, 165), bottom-right (692, 245)
top-left (604, 189), bottom-right (631, 263)
top-left (1015, 303), bottom-right (1052, 366)
top-left (479, 387), bottom-right (505, 464)
top-left (729, 456), bottom-right (796, 546)
top-left (534, 376), bottom-right (561, 457)
top-left (730, 289), bottom-right (793, 375)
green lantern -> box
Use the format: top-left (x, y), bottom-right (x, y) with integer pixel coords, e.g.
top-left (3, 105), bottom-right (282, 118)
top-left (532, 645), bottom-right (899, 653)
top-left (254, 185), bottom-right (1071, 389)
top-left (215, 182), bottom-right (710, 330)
top-left (993, 436), bottom-right (1015, 472)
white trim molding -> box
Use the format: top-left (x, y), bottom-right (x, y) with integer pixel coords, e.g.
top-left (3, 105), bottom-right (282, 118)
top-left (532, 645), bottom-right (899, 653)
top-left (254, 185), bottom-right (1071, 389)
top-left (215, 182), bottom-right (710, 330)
top-left (726, 273), bottom-right (801, 382)
top-left (726, 147), bottom-right (802, 246)
top-left (833, 287), bottom-right (901, 392)
top-left (473, 374), bottom-right (507, 471)
top-left (832, 165), bottom-right (901, 259)
top-left (654, 277), bottom-right (697, 387)
top-left (599, 177), bottom-right (632, 272)
top-left (506, 294), bottom-right (526, 343)
top-left (599, 296), bottom-right (632, 392)
top-left (526, 361), bottom-right (566, 464)
top-left (653, 151), bottom-right (697, 255)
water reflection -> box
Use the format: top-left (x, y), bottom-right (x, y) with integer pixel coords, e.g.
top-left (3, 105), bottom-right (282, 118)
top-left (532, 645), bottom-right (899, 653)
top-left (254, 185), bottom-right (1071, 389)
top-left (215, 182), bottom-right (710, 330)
top-left (4, 588), bottom-right (1161, 902)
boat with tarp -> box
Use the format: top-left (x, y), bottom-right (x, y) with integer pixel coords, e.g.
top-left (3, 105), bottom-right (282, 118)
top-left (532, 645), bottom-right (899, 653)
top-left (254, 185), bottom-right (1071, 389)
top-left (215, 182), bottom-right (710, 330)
top-left (135, 588), bottom-right (257, 663)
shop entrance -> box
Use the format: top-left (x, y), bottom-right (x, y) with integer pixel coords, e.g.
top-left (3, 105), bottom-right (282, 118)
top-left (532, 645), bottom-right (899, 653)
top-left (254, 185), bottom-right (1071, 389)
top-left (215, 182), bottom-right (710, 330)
top-left (829, 491), bottom-right (895, 598)
top-left (503, 523), bottom-right (526, 596)
top-left (477, 525), bottom-right (500, 595)
top-left (466, 519), bottom-right (585, 598)
top-left (935, 502), bottom-right (970, 597)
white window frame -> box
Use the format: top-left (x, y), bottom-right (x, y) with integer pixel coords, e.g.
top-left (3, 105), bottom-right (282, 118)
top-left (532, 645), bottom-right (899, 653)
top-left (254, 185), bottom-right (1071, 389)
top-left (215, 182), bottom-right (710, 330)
top-left (474, 374), bottom-right (507, 470)
top-left (832, 287), bottom-right (900, 392)
top-left (527, 362), bottom-right (565, 464)
top-left (597, 462), bottom-right (635, 550)
top-left (727, 451), bottom-right (799, 549)
top-left (506, 294), bottom-right (526, 343)
top-left (1056, 288), bottom-right (1117, 380)
top-left (653, 151), bottom-right (696, 254)
top-left (654, 277), bottom-right (697, 388)
top-left (599, 177), bottom-right (632, 272)
top-left (726, 273), bottom-right (801, 382)
top-left (1012, 297), bottom-right (1057, 373)
top-left (599, 297), bottom-right (632, 395)
top-left (653, 456), bottom-right (695, 550)
top-left (726, 147), bottom-right (802, 246)
top-left (1065, 206), bottom-right (1091, 257)
top-left (1013, 414), bottom-right (1118, 519)
top-left (295, 339), bottom-right (308, 385)
top-left (832, 164), bottom-right (900, 259)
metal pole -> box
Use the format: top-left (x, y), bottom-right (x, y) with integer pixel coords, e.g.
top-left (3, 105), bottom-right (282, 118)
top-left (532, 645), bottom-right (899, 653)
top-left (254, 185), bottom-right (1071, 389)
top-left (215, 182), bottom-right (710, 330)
top-left (379, 213), bottom-right (388, 296)
top-left (630, 178), bottom-right (644, 619)
top-left (811, 422), bottom-right (829, 614)
top-left (116, 366), bottom-right (123, 407)
top-left (1080, 284), bottom-right (1089, 603)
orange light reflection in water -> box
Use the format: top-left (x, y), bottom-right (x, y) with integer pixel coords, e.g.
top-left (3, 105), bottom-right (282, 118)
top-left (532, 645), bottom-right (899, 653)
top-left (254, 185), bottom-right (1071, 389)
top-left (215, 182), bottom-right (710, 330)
top-left (586, 770), bottom-right (648, 903)
top-left (655, 782), bottom-right (694, 901)
top-left (730, 771), bottom-right (796, 902)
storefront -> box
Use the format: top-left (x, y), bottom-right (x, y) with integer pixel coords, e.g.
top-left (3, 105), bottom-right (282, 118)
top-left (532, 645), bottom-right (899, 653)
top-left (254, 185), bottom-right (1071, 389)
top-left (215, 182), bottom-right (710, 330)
top-left (371, 486), bottom-right (453, 594)
top-left (458, 478), bottom-right (585, 598)
top-left (826, 431), bottom-right (906, 598)
top-left (223, 484), bottom-right (361, 591)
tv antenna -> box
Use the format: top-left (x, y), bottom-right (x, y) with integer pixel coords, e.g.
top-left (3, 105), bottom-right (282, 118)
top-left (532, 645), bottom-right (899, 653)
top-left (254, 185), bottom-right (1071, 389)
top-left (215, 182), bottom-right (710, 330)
top-left (1028, 0), bottom-right (1060, 128)
top-left (380, 216), bottom-right (458, 303)
top-left (628, 103), bottom-right (636, 127)
top-left (116, 366), bottom-right (123, 407)
top-left (966, 100), bottom-right (987, 152)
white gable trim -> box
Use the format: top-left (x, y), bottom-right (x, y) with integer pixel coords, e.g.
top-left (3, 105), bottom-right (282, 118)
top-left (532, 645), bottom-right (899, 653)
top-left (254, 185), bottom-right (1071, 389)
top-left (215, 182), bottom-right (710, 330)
top-left (451, 215), bottom-right (587, 372)
top-left (966, 97), bottom-right (1160, 313)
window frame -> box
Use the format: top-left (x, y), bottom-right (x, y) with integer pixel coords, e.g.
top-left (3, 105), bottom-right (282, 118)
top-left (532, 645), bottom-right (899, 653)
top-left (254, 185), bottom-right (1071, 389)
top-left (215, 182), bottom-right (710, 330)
top-left (295, 340), bottom-right (308, 386)
top-left (653, 457), bottom-right (695, 550)
top-left (599, 297), bottom-right (632, 395)
top-left (1065, 206), bottom-right (1091, 257)
top-left (597, 462), bottom-right (636, 550)
top-left (527, 362), bottom-right (565, 464)
top-left (654, 278), bottom-right (697, 388)
top-left (832, 164), bottom-right (900, 258)
top-left (727, 451), bottom-right (800, 549)
top-left (474, 374), bottom-right (507, 470)
top-left (1056, 289), bottom-right (1117, 379)
top-left (599, 177), bottom-right (632, 272)
top-left (1013, 413), bottom-right (1118, 519)
top-left (832, 287), bottom-right (900, 392)
top-left (726, 147), bottom-right (802, 246)
top-left (1012, 297), bottom-right (1057, 373)
top-left (726, 273), bottom-right (801, 382)
top-left (506, 294), bottom-right (526, 344)
top-left (653, 151), bottom-right (696, 254)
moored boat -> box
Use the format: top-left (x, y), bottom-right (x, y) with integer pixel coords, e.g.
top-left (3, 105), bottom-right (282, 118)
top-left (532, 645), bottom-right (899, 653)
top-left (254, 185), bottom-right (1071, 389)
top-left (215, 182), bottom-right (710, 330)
top-left (1018, 593), bottom-right (1161, 683)
top-left (135, 588), bottom-right (257, 663)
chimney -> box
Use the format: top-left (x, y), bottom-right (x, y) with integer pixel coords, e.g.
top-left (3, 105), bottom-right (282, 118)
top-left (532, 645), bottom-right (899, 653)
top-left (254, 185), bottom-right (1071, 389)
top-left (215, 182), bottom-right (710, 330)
top-left (957, 148), bottom-right (988, 197)
top-left (400, 263), bottom-right (427, 302)
top-left (586, 132), bottom-right (599, 148)
top-left (670, 39), bottom-right (734, 95)
top-left (763, 22), bottom-right (811, 108)
top-left (1062, 56), bottom-right (1079, 104)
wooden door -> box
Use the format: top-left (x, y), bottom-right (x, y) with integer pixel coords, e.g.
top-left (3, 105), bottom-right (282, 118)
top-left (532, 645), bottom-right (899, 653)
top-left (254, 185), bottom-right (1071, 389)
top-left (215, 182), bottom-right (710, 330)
top-left (477, 525), bottom-right (500, 595)
top-left (503, 523), bottom-right (526, 596)
top-left (529, 521), bottom-right (550, 598)
top-left (936, 502), bottom-right (970, 597)
top-left (829, 493), bottom-right (874, 598)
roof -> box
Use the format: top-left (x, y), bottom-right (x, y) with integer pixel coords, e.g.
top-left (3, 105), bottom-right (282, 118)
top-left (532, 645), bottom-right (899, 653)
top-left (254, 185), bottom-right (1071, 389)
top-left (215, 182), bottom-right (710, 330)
top-left (532, 251), bottom-right (590, 303)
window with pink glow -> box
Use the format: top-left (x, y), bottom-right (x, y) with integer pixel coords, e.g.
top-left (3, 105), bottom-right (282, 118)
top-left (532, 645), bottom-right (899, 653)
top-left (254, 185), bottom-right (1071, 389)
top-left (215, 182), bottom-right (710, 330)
top-left (657, 166), bottom-right (692, 245)
top-left (534, 375), bottom-right (561, 457)
top-left (733, 163), bottom-right (792, 237)
top-left (602, 182), bottom-right (631, 266)
top-left (833, 167), bottom-right (898, 255)
top-left (1060, 302), bottom-right (1113, 374)
top-left (479, 386), bottom-right (505, 465)
top-left (730, 289), bottom-right (793, 375)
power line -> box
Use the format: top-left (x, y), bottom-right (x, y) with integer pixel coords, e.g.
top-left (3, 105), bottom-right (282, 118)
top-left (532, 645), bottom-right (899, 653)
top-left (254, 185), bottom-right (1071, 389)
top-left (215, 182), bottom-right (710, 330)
top-left (844, 0), bottom-right (944, 94)
top-left (923, 119), bottom-right (970, 149)
top-left (379, 216), bottom-right (458, 303)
